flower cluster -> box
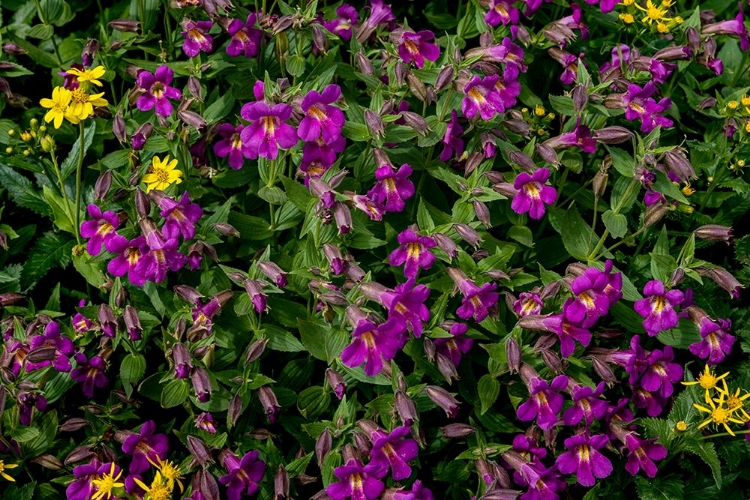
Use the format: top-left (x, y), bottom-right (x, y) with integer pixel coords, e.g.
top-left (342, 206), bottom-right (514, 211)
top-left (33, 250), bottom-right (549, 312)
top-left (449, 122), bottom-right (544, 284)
top-left (40, 66), bottom-right (108, 128)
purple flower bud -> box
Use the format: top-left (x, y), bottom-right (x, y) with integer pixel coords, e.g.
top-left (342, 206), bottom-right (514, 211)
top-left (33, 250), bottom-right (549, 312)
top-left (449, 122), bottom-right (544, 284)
top-left (274, 465), bottom-right (290, 499)
top-left (94, 170), bottom-right (113, 202)
top-left (441, 423), bottom-right (476, 438)
top-left (695, 266), bottom-right (742, 298)
top-left (572, 84), bottom-right (588, 114)
top-left (436, 353), bottom-right (460, 383)
top-left (506, 337), bottom-right (522, 374)
top-left (663, 148), bottom-right (697, 182)
top-left (188, 76), bottom-right (202, 100)
top-left (643, 202), bottom-right (670, 227)
top-left (191, 366), bottom-right (212, 402)
top-left (244, 338), bottom-right (268, 366)
top-left (123, 305), bottom-right (142, 340)
top-left (432, 232), bottom-right (457, 259)
top-left (401, 111), bottom-right (430, 135)
top-left (694, 224), bottom-right (733, 244)
top-left (60, 418), bottom-right (90, 433)
top-left (179, 110), bottom-right (207, 131)
top-left (244, 280), bottom-right (268, 313)
top-left (109, 19), bottom-right (142, 33)
top-left (435, 66), bottom-right (455, 92)
top-left (594, 126), bottom-right (633, 144)
top-left (258, 385), bottom-right (281, 423)
top-left (406, 72), bottom-right (428, 102)
top-left (508, 151), bottom-right (536, 172)
top-left (64, 445), bottom-right (95, 464)
top-left (173, 343), bottom-right (192, 379)
top-left (356, 52), bottom-right (375, 76)
top-left (535, 143), bottom-right (559, 165)
top-left (333, 203), bottom-right (352, 234)
top-left (113, 114), bottom-right (127, 143)
top-left (425, 385), bottom-right (460, 418)
top-left (187, 435), bottom-right (213, 466)
top-left (325, 368), bottom-right (346, 400)
top-left (315, 428), bottom-right (332, 465)
top-left (97, 304), bottom-right (117, 338)
top-left (395, 390), bottom-right (419, 425)
top-left (258, 261), bottom-right (288, 289)
top-left (214, 222), bottom-right (240, 238)
top-left (364, 109), bottom-right (385, 138)
top-left (453, 223), bottom-right (482, 248)
top-left (502, 119), bottom-right (531, 137)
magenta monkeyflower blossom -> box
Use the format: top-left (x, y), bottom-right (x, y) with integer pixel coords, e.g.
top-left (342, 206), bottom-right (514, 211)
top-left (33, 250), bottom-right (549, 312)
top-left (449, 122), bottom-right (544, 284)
top-left (553, 119), bottom-right (597, 154)
top-left (440, 110), bottom-right (464, 162)
top-left (298, 84), bottom-right (345, 143)
top-left (623, 83), bottom-right (673, 134)
top-left (640, 346), bottom-right (683, 398)
top-left (381, 279), bottom-right (431, 337)
top-left (107, 235), bottom-right (147, 286)
top-left (219, 450), bottom-right (267, 500)
top-left (393, 480), bottom-right (433, 500)
top-left (517, 373), bottom-right (569, 430)
top-left (462, 75), bottom-right (505, 120)
top-left (397, 30), bottom-right (440, 69)
top-left (352, 194), bottom-right (386, 221)
top-left (513, 292), bottom-right (543, 317)
top-left (456, 281), bottom-right (498, 323)
top-left (622, 433), bottom-right (667, 478)
top-left (363, 0), bottom-right (395, 30)
top-left (80, 204), bottom-right (120, 256)
top-left (181, 20), bottom-right (213, 57)
top-left (122, 420), bottom-right (169, 474)
top-left (26, 321), bottom-right (74, 372)
top-left (341, 318), bottom-right (403, 376)
top-left (556, 434), bottom-right (612, 487)
top-left (563, 382), bottom-right (608, 426)
top-left (634, 280), bottom-right (684, 336)
top-left (67, 459), bottom-right (102, 500)
top-left (502, 451), bottom-right (564, 499)
top-left (434, 322), bottom-right (473, 367)
top-left (517, 308), bottom-right (592, 358)
top-left (511, 168), bottom-right (557, 220)
top-left (689, 317), bottom-right (735, 365)
top-left (327, 459), bottom-right (385, 500)
top-left (154, 191), bottom-right (203, 241)
top-left (485, 0), bottom-right (520, 26)
top-left (702, 3), bottom-right (749, 51)
top-left (389, 229), bottom-right (436, 278)
top-left (72, 300), bottom-right (93, 334)
top-left (240, 102), bottom-right (298, 160)
top-left (369, 426), bottom-right (419, 480)
top-left (136, 66), bottom-right (182, 117)
top-left (548, 47), bottom-right (580, 85)
top-left (601, 260), bottom-right (624, 305)
top-left (135, 237), bottom-right (188, 283)
top-left (564, 266), bottom-right (611, 328)
top-left (324, 4), bottom-right (359, 41)
top-left (584, 0), bottom-right (617, 13)
top-left (18, 391), bottom-right (46, 426)
top-left (195, 412), bottom-right (217, 433)
top-left (632, 385), bottom-right (668, 417)
top-left (70, 353), bottom-right (108, 397)
top-left (214, 123), bottom-right (256, 169)
top-left (368, 163), bottom-right (415, 213)
top-left (227, 14), bottom-right (262, 58)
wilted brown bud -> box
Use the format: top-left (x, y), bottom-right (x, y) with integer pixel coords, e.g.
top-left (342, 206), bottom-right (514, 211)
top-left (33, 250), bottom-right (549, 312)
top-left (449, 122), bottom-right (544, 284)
top-left (694, 224), bottom-right (733, 244)
top-left (32, 454), bottom-right (64, 470)
top-left (364, 109), bottom-right (384, 138)
top-left (663, 148), bottom-right (696, 182)
top-left (643, 202), bottom-right (670, 227)
top-left (406, 73), bottom-right (427, 102)
top-left (593, 169), bottom-right (608, 198)
top-left (441, 423), bottom-right (476, 438)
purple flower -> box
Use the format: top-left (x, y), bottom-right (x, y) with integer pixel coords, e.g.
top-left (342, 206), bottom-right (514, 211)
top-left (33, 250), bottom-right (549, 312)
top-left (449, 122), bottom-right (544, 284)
top-left (623, 433), bottom-right (667, 478)
top-left (363, 0), bottom-right (394, 30)
top-left (121, 420), bottom-right (169, 474)
top-left (462, 75), bottom-right (506, 120)
top-left (389, 229), bottom-right (436, 278)
top-left (67, 459), bottom-right (102, 500)
top-left (518, 308), bottom-right (591, 358)
top-left (502, 451), bottom-right (565, 500)
top-left (381, 279), bottom-right (431, 337)
top-left (456, 279), bottom-right (498, 323)
top-left (623, 83), bottom-right (674, 134)
top-left (367, 163), bottom-right (415, 213)
top-left (324, 4), bottom-right (359, 41)
top-left (632, 385), bottom-right (668, 417)
top-left (484, 38), bottom-right (527, 80)
top-left (181, 20), bottom-right (213, 57)
top-left (555, 434), bottom-right (612, 487)
top-left (70, 353), bottom-right (108, 397)
top-left (106, 235), bottom-right (147, 286)
top-left (513, 292), bottom-right (543, 316)
top-left (298, 84), bottom-right (345, 143)
top-left (440, 110), bottom-right (464, 162)
top-left (562, 382), bottom-right (608, 426)
top-left (584, 0), bottom-right (617, 13)
top-left (434, 322), bottom-right (473, 367)
top-left (219, 450), bottom-right (267, 500)
top-left (485, 0), bottom-right (520, 27)
top-left (368, 426), bottom-right (419, 480)
top-left (214, 123), bottom-right (256, 169)
top-left (689, 317), bottom-right (735, 365)
top-left (511, 168), bottom-right (557, 220)
top-left (702, 3), bottom-right (749, 51)
top-left (548, 47), bottom-right (580, 85)
top-left (564, 266), bottom-right (611, 328)
top-left (633, 280), bottom-right (684, 336)
top-left (327, 459), bottom-right (385, 500)
top-left (393, 480), bottom-right (433, 500)
top-left (227, 14), bottom-right (262, 58)
top-left (397, 30), bottom-right (440, 69)
top-left (556, 119), bottom-right (597, 154)
top-left (80, 204), bottom-right (120, 256)
top-left (136, 66), bottom-right (182, 117)
top-left (240, 102), bottom-right (298, 160)
top-left (72, 301), bottom-right (93, 334)
top-left (351, 194), bottom-right (385, 221)
top-left (517, 370), bottom-right (568, 430)
top-left (640, 346), bottom-right (683, 398)
top-left (26, 321), bottom-right (74, 372)
top-left (153, 191), bottom-right (203, 241)
top-left (341, 318), bottom-right (403, 376)
top-left (17, 391), bottom-right (46, 426)
top-left (195, 412), bottom-right (217, 433)
top-left (134, 236), bottom-right (188, 283)
top-left (602, 260), bottom-right (623, 305)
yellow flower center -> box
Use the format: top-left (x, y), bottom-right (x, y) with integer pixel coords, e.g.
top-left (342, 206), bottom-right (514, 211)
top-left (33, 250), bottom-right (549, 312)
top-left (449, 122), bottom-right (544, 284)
top-left (698, 372), bottom-right (718, 390)
top-left (727, 101), bottom-right (739, 109)
top-left (231, 133), bottom-right (243, 150)
top-left (72, 88), bottom-right (89, 105)
top-left (404, 39), bottom-right (420, 56)
top-left (91, 464), bottom-right (124, 500)
top-left (523, 182), bottom-right (541, 199)
top-left (308, 105), bottom-right (328, 121)
top-left (152, 82), bottom-right (165, 99)
top-left (467, 88), bottom-right (486, 104)
top-left (407, 242), bottom-right (421, 259)
top-left (577, 444), bottom-right (591, 462)
top-left (152, 167), bottom-right (171, 184)
top-left (711, 406), bottom-right (730, 424)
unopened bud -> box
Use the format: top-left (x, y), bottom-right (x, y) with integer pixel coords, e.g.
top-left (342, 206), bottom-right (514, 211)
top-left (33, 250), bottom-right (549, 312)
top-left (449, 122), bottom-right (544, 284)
top-left (572, 85), bottom-right (588, 114)
top-left (508, 150), bottom-right (536, 172)
top-left (356, 52), bottom-right (375, 76)
top-left (594, 126), bottom-right (633, 144)
top-left (506, 337), bottom-right (522, 374)
top-left (109, 19), bottom-right (142, 34)
top-left (315, 428), bottom-right (332, 465)
top-left (435, 66), bottom-right (455, 92)
top-left (502, 119), bottom-right (530, 137)
top-left (214, 223), bottom-right (240, 237)
top-left (453, 223), bottom-right (482, 248)
top-left (401, 111), bottom-right (429, 135)
top-left (535, 143), bottom-right (559, 165)
top-left (669, 268), bottom-right (685, 287)
top-left (593, 169), bottom-right (608, 198)
top-left (244, 338), bottom-right (268, 365)
top-left (643, 202), bottom-right (670, 227)
top-left (440, 423), bottom-right (476, 438)
top-left (425, 385), bottom-right (460, 418)
top-left (663, 148), bottom-right (696, 182)
top-left (364, 109), bottom-right (384, 138)
top-left (473, 200), bottom-right (492, 228)
top-left (395, 390), bottom-right (419, 425)
top-left (694, 224), bottom-right (733, 244)
top-left (178, 110), bottom-right (207, 131)
top-left (406, 72), bottom-right (427, 102)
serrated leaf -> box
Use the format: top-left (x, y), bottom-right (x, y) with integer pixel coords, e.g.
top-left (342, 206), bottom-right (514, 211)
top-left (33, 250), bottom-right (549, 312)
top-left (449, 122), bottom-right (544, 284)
top-left (0, 163), bottom-right (50, 216)
top-left (683, 438), bottom-right (722, 488)
top-left (42, 185), bottom-right (74, 234)
top-left (61, 122), bottom-right (96, 179)
top-left (602, 210), bottom-right (628, 239)
top-left (635, 475), bottom-right (685, 500)
top-left (20, 233), bottom-right (75, 290)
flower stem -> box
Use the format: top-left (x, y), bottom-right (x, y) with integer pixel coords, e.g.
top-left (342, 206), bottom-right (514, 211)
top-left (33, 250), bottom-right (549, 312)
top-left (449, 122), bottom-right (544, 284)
top-left (699, 429), bottom-right (750, 440)
top-left (74, 122), bottom-right (86, 245)
top-left (50, 152), bottom-right (75, 232)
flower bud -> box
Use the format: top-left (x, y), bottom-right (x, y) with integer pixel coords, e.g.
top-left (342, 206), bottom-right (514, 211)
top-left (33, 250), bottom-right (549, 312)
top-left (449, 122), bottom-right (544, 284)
top-left (40, 134), bottom-right (55, 153)
top-left (188, 76), bottom-right (202, 101)
top-left (258, 261), bottom-right (287, 289)
top-left (435, 66), bottom-right (455, 92)
top-left (364, 109), bottom-right (384, 138)
top-left (133, 187), bottom-right (151, 218)
top-left (590, 356), bottom-right (616, 385)
top-left (643, 202), bottom-right (670, 227)
top-left (506, 337), bottom-right (522, 374)
top-left (315, 428), bottom-right (333, 465)
top-left (695, 266), bottom-right (742, 298)
top-left (593, 169), bottom-right (608, 198)
top-left (406, 72), bottom-right (427, 102)
top-left (178, 110), bottom-right (207, 132)
top-left (425, 385), bottom-right (460, 418)
top-left (669, 268), bottom-right (685, 287)
top-left (594, 126), bottom-right (633, 144)
top-left (244, 280), bottom-right (268, 313)
top-left (187, 435), bottom-right (213, 466)
top-left (663, 148), bottom-right (696, 181)
top-left (109, 19), bottom-right (142, 34)
top-left (244, 337), bottom-right (268, 365)
top-left (333, 203), bottom-right (352, 235)
top-left (401, 111), bottom-right (429, 135)
top-left (64, 445), bottom-right (95, 465)
top-left (2, 42), bottom-right (26, 56)
top-left (311, 23), bottom-right (328, 53)
top-left (191, 366), bottom-right (212, 402)
top-left (326, 368), bottom-right (346, 400)
top-left (97, 304), bottom-right (117, 337)
top-left (274, 465), bottom-right (290, 499)
top-left (112, 113), bottom-right (127, 143)
top-left (436, 353), bottom-right (459, 384)
top-left (453, 223), bottom-right (482, 248)
top-left (32, 454), bottom-right (64, 470)
top-left (502, 119), bottom-right (531, 137)
top-left (535, 143), bottom-right (559, 165)
top-left (60, 418), bottom-right (90, 432)
top-left (473, 199), bottom-right (492, 228)
top-left (465, 152), bottom-right (484, 175)
top-left (441, 423), bottom-right (476, 438)
top-left (258, 385), bottom-right (281, 423)
top-left (356, 52), bottom-right (375, 76)
top-left (433, 232), bottom-right (457, 259)
top-left (123, 305), bottom-right (142, 340)
top-left (395, 390), bottom-right (419, 425)
top-left (572, 84), bottom-right (588, 114)
top-left (694, 224), bottom-right (733, 244)
top-left (82, 38), bottom-right (100, 66)
top-left (93, 170), bottom-right (113, 202)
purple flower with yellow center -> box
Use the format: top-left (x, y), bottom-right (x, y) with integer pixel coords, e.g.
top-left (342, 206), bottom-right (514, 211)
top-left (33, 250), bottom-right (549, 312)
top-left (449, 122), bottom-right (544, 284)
top-left (545, 119), bottom-right (597, 154)
top-left (240, 101), bottom-right (298, 160)
top-left (136, 66), bottom-right (182, 117)
top-left (351, 194), bottom-right (385, 221)
top-left (492, 75), bottom-right (521, 111)
top-left (689, 317), bottom-right (735, 365)
top-left (702, 3), bottom-right (749, 51)
top-left (484, 38), bottom-right (527, 80)
top-left (397, 30), bottom-right (440, 69)
top-left (501, 451), bottom-right (565, 499)
top-left (564, 266), bottom-right (611, 328)
top-left (457, 281), bottom-right (498, 323)
top-left (389, 229), bottom-right (436, 278)
top-left (641, 346), bottom-right (683, 398)
top-left (381, 279), bottom-right (431, 337)
top-left (152, 191), bottom-right (203, 241)
top-left (634, 280), bottom-right (684, 336)
top-left (622, 82), bottom-right (673, 134)
top-left (67, 459), bottom-right (102, 500)
top-left (121, 420), bottom-right (169, 474)
top-left (80, 204), bottom-right (120, 256)
top-left (367, 163), bottom-right (415, 213)
top-left (72, 299), bottom-right (93, 334)
top-left (632, 385), bottom-right (667, 417)
top-left (563, 382), bottom-right (608, 426)
top-left (548, 47), bottom-right (580, 85)
top-left (517, 366), bottom-right (568, 430)
top-left (616, 430), bottom-right (666, 478)
top-left (324, 4), bottom-right (359, 41)
top-left (107, 235), bottom-right (147, 286)
top-left (195, 412), bottom-right (217, 433)
top-left (219, 450), bottom-right (266, 500)
top-left (181, 20), bottom-right (213, 57)
top-left (341, 318), bottom-right (403, 376)
top-left (517, 308), bottom-right (592, 358)
top-left (513, 292), bottom-right (543, 317)
top-left (368, 426), bottom-right (419, 480)
top-left (510, 168), bottom-right (557, 220)
top-left (227, 14), bottom-right (263, 58)
top-left (298, 84), bottom-right (345, 143)
top-left (18, 391), bottom-right (46, 426)
top-left (327, 459), bottom-right (385, 500)
top-left (462, 75), bottom-right (505, 120)
top-left (485, 0), bottom-right (520, 27)
top-left (70, 353), bottom-right (108, 397)
top-left (440, 110), bottom-right (464, 162)
top-left (134, 236), bottom-right (187, 284)
top-left (434, 322), bottom-right (473, 367)
top-left (555, 433), bottom-right (612, 487)
top-left (26, 321), bottom-right (74, 372)
top-left (214, 123), bottom-right (256, 169)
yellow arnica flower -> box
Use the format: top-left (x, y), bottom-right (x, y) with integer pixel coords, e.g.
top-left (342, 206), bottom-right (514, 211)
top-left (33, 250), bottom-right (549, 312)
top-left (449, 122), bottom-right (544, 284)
top-left (682, 365), bottom-right (729, 400)
top-left (67, 87), bottom-right (109, 122)
top-left (694, 390), bottom-right (745, 436)
top-left (143, 155), bottom-right (183, 192)
top-left (40, 86), bottom-right (73, 129)
top-left (0, 459), bottom-right (19, 482)
top-left (66, 66), bottom-right (106, 87)
top-left (91, 462), bottom-right (124, 500)
top-left (133, 471), bottom-right (174, 500)
top-left (716, 380), bottom-right (750, 422)
top-left (148, 455), bottom-right (185, 493)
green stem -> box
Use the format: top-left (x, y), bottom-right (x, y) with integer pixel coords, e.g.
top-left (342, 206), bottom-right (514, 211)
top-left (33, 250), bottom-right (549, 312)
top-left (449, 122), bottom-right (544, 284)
top-left (699, 429), bottom-right (750, 440)
top-left (50, 153), bottom-right (75, 227)
top-left (594, 226), bottom-right (648, 261)
top-left (74, 123), bottom-right (85, 245)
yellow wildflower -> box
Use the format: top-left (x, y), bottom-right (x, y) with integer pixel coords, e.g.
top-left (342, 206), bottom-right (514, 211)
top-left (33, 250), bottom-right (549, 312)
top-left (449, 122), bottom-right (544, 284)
top-left (675, 421), bottom-right (687, 432)
top-left (716, 380), bottom-right (750, 422)
top-left (620, 13), bottom-right (635, 23)
top-left (682, 365), bottom-right (729, 400)
top-left (40, 86), bottom-right (73, 129)
top-left (67, 87), bottom-right (109, 122)
top-left (91, 462), bottom-right (124, 500)
top-left (0, 459), bottom-right (18, 482)
top-left (741, 95), bottom-right (750, 107)
top-left (148, 456), bottom-right (185, 493)
top-left (534, 105), bottom-right (546, 117)
top-left (143, 155), bottom-right (183, 192)
top-left (694, 391), bottom-right (745, 436)
top-left (65, 65), bottom-right (106, 87)
top-left (133, 471), bottom-right (174, 500)
top-left (681, 184), bottom-right (695, 196)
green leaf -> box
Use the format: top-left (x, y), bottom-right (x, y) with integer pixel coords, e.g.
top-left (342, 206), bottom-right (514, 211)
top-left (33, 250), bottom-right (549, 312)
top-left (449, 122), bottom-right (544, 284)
top-left (264, 325), bottom-right (305, 352)
top-left (297, 386), bottom-right (330, 419)
top-left (417, 199), bottom-right (435, 232)
top-left (650, 253), bottom-right (677, 283)
top-left (160, 379), bottom-right (190, 408)
top-left (5, 34), bottom-right (58, 68)
top-left (20, 232), bottom-right (74, 290)
top-left (508, 225), bottom-right (533, 247)
top-left (652, 170), bottom-right (689, 204)
top-left (657, 318), bottom-right (701, 349)
top-left (25, 24), bottom-right (54, 40)
top-left (635, 475), bottom-right (685, 500)
top-left (298, 319), bottom-right (327, 362)
top-left (203, 92), bottom-right (236, 124)
top-left (228, 213), bottom-right (273, 240)
top-left (257, 185), bottom-right (288, 205)
top-left (121, 353), bottom-right (146, 399)
top-left (683, 438), bottom-right (722, 488)
top-left (559, 206), bottom-right (592, 260)
top-left (602, 210), bottom-right (628, 239)
top-left (72, 248), bottom-right (107, 287)
top-left (342, 122), bottom-right (371, 142)
top-left (61, 122), bottom-right (96, 179)
top-left (477, 374), bottom-right (500, 415)
top-left (607, 147), bottom-right (636, 177)
top-left (10, 426), bottom-right (40, 443)
top-left (0, 163), bottom-right (50, 216)
top-left (142, 281), bottom-right (166, 317)
top-left (286, 54), bottom-right (306, 78)
top-left (42, 185), bottom-right (74, 234)
top-left (281, 176), bottom-right (314, 212)
top-left (548, 95), bottom-right (575, 116)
